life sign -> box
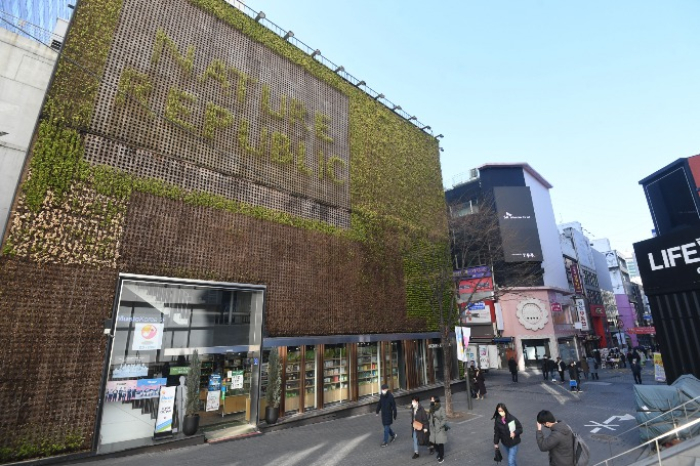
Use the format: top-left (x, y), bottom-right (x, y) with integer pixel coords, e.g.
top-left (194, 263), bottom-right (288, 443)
top-left (634, 226), bottom-right (700, 295)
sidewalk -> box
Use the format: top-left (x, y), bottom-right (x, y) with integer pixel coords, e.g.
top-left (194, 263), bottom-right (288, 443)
top-left (72, 367), bottom-right (645, 466)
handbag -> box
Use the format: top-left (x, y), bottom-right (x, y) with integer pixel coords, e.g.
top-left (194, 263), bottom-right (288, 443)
top-left (494, 448), bottom-right (503, 463)
top-left (412, 420), bottom-right (423, 430)
top-left (443, 422), bottom-right (450, 431)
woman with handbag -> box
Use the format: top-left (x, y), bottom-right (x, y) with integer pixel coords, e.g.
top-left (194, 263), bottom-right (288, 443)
top-left (428, 396), bottom-right (448, 463)
top-left (410, 396), bottom-right (430, 459)
top-left (492, 402), bottom-right (523, 466)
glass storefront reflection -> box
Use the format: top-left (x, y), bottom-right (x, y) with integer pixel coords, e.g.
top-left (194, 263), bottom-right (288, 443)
top-left (98, 278), bottom-right (264, 454)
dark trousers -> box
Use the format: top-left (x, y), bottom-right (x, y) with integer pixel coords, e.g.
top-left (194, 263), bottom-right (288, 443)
top-left (558, 371), bottom-right (565, 381)
top-left (543, 369), bottom-right (549, 380)
top-left (511, 372), bottom-right (518, 382)
top-left (634, 374), bottom-right (642, 384)
top-left (435, 443), bottom-right (445, 459)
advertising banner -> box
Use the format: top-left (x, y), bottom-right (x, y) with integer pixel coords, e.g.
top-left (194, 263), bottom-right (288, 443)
top-left (105, 379), bottom-right (137, 402)
top-left (135, 378), bottom-right (167, 400)
top-left (574, 298), bottom-right (590, 331)
top-left (131, 323), bottom-right (164, 351)
top-left (627, 326), bottom-right (657, 334)
top-left (453, 265), bottom-right (491, 279)
top-left (459, 276), bottom-right (494, 295)
top-left (455, 326), bottom-right (471, 362)
top-left (590, 304), bottom-right (605, 316)
top-left (570, 263), bottom-right (584, 295)
top-left (155, 386), bottom-right (176, 434)
top-left (459, 301), bottom-right (492, 324)
top-left (654, 353), bottom-right (666, 383)
top-left (493, 186), bottom-right (543, 262)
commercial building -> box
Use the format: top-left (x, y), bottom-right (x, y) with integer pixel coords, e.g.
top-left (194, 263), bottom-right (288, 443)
top-left (558, 222), bottom-right (607, 351)
top-left (635, 154), bottom-right (700, 383)
top-left (0, 0), bottom-right (451, 460)
top-left (445, 163), bottom-right (583, 370)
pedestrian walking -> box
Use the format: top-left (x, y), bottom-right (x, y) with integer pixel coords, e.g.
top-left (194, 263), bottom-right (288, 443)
top-left (536, 410), bottom-right (575, 466)
top-left (619, 352), bottom-right (627, 368)
top-left (467, 361), bottom-right (477, 398)
top-left (375, 383), bottom-right (397, 447)
top-left (492, 403), bottom-right (523, 466)
top-left (631, 359), bottom-right (642, 384)
top-left (508, 357), bottom-right (518, 383)
top-left (556, 357), bottom-right (566, 383)
top-left (410, 396), bottom-right (430, 459)
top-left (580, 357), bottom-right (590, 380)
top-left (541, 356), bottom-right (550, 380)
top-left (548, 357), bottom-right (558, 381)
top-left (587, 355), bottom-right (599, 380)
top-left (428, 396), bottom-right (447, 463)
top-left (474, 368), bottom-right (487, 399)
top-left (567, 361), bottom-right (581, 392)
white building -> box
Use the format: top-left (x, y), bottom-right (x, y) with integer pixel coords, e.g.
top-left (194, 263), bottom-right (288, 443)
top-left (0, 18), bottom-right (64, 240)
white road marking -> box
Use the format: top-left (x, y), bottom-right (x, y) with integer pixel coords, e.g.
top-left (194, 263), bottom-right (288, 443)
top-left (540, 382), bottom-right (569, 405)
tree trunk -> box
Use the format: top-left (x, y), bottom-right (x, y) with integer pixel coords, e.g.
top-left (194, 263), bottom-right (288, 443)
top-left (441, 332), bottom-right (454, 417)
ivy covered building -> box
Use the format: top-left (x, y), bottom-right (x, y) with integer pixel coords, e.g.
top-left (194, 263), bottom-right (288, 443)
top-left (0, 0), bottom-right (450, 460)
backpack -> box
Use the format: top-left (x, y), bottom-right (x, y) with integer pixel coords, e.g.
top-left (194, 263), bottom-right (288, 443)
top-left (570, 427), bottom-right (591, 466)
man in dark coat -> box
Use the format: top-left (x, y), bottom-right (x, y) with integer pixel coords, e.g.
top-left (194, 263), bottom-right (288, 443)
top-left (556, 357), bottom-right (566, 383)
top-left (536, 410), bottom-right (575, 466)
top-left (376, 384), bottom-right (398, 446)
top-left (541, 356), bottom-right (550, 380)
top-left (631, 359), bottom-right (643, 384)
top-left (508, 357), bottom-right (518, 382)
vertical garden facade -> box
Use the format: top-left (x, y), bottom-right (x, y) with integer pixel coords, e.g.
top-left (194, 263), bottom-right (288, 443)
top-left (0, 0), bottom-right (449, 459)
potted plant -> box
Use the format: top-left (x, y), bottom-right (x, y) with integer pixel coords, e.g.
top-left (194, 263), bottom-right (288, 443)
top-left (183, 350), bottom-right (202, 436)
top-left (265, 349), bottom-right (281, 424)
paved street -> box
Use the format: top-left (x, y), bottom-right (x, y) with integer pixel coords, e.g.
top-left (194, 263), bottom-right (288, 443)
top-left (75, 365), bottom-right (654, 466)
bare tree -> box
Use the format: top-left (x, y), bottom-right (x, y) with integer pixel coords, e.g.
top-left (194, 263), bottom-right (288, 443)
top-left (406, 196), bottom-right (542, 416)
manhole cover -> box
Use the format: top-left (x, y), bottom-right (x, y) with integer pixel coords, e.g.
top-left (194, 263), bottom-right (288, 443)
top-left (590, 433), bottom-right (623, 443)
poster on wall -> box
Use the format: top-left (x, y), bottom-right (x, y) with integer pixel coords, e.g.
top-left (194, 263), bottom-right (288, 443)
top-left (135, 378), bottom-right (166, 399)
top-left (466, 345), bottom-right (478, 365)
top-left (105, 380), bottom-right (137, 402)
top-left (654, 353), bottom-right (666, 383)
top-left (230, 370), bottom-right (244, 389)
top-left (155, 386), bottom-right (176, 435)
top-left (206, 390), bottom-right (221, 412)
top-left (132, 323), bottom-right (164, 351)
top-left (478, 345), bottom-right (490, 369)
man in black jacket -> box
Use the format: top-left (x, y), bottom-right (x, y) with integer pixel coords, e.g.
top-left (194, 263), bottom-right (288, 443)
top-left (376, 384), bottom-right (398, 447)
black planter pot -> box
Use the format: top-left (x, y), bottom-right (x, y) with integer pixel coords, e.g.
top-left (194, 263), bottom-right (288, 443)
top-left (265, 406), bottom-right (279, 425)
top-left (183, 414), bottom-right (200, 436)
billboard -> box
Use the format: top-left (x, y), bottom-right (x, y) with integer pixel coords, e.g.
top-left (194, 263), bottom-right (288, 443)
top-left (573, 298), bottom-right (590, 331)
top-left (634, 226), bottom-right (700, 295)
top-left (493, 187), bottom-right (543, 262)
top-left (570, 263), bottom-right (584, 295)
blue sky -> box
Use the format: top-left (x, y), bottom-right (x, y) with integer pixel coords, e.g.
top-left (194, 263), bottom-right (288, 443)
top-left (244, 0), bottom-right (700, 253)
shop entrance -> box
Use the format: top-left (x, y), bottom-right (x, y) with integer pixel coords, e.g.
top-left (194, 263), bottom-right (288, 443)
top-left (97, 276), bottom-right (264, 455)
top-left (521, 339), bottom-right (550, 368)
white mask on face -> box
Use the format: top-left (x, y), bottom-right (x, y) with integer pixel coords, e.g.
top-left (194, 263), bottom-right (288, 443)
top-left (381, 389), bottom-right (387, 395)
top-left (412, 402), bottom-right (417, 409)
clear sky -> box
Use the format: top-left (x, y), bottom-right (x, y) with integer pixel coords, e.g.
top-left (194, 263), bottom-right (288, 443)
top-left (244, 0), bottom-right (700, 253)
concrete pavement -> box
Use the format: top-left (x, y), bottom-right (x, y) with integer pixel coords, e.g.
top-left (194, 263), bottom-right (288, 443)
top-left (72, 365), bottom-right (656, 466)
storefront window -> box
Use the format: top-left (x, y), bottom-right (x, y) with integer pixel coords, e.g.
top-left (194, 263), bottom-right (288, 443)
top-left (357, 343), bottom-right (380, 398)
top-left (304, 346), bottom-right (317, 411)
top-left (323, 344), bottom-right (349, 407)
top-left (387, 341), bottom-right (402, 390)
top-left (98, 278), bottom-right (263, 454)
top-left (284, 346), bottom-right (302, 415)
